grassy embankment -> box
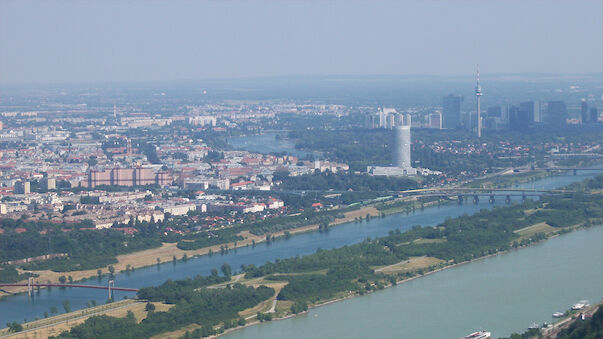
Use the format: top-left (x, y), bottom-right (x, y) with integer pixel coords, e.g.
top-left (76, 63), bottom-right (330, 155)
top-left (2, 164), bottom-right (578, 296)
top-left (5, 170), bottom-right (601, 336)
top-left (7, 197), bottom-right (600, 338)
top-left (0, 299), bottom-right (172, 338)
top-left (0, 206), bottom-right (380, 297)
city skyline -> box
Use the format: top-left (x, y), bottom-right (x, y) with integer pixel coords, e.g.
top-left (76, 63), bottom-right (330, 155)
top-left (1, 1), bottom-right (603, 338)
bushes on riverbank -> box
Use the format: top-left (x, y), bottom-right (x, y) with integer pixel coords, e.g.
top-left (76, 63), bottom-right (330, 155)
top-left (556, 306), bottom-right (603, 339)
top-left (243, 193), bottom-right (603, 306)
top-left (51, 284), bottom-right (274, 339)
top-left (48, 188), bottom-right (603, 338)
top-left (0, 225), bottom-right (163, 273)
top-left (176, 231), bottom-right (243, 251)
top-left (0, 266), bottom-right (37, 283)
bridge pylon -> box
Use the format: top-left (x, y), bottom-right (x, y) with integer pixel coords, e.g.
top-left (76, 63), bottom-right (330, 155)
top-left (108, 279), bottom-right (115, 301)
top-left (473, 195), bottom-right (479, 204)
top-left (27, 277), bottom-right (34, 297)
top-left (489, 195), bottom-right (495, 204)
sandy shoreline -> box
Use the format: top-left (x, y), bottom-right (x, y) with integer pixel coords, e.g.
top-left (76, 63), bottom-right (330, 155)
top-left (1, 206), bottom-right (381, 296)
top-left (2, 210), bottom-right (598, 337)
top-left (1, 165), bottom-right (557, 296)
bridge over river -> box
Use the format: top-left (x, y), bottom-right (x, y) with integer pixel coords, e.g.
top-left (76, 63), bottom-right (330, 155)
top-left (398, 187), bottom-right (579, 204)
top-left (0, 278), bottom-right (138, 300)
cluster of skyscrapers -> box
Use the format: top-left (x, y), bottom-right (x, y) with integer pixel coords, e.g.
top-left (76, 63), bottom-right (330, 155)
top-left (366, 108), bottom-right (400, 129)
top-left (441, 96), bottom-right (599, 132)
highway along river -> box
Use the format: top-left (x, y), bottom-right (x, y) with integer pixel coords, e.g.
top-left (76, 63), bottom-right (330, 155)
top-left (1, 166), bottom-right (602, 329)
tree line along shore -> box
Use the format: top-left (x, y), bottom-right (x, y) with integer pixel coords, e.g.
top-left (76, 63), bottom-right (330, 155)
top-left (1, 156), bottom-right (593, 293)
top-left (10, 174), bottom-right (603, 339)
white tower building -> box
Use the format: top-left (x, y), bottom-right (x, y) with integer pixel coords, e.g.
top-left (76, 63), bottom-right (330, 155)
top-left (394, 114), bottom-right (412, 169)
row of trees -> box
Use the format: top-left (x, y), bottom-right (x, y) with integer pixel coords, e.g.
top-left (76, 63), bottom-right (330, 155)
top-left (0, 266), bottom-right (36, 283)
top-left (0, 190), bottom-right (354, 276)
top-left (289, 128), bottom-right (547, 173)
top-left (177, 231), bottom-right (243, 251)
top-left (242, 193), bottom-right (603, 306)
top-left (52, 284), bottom-right (274, 339)
top-left (46, 186), bottom-right (603, 338)
top-left (0, 225), bottom-right (162, 273)
top-left (278, 171), bottom-right (418, 192)
top-left (137, 268), bottom-right (231, 304)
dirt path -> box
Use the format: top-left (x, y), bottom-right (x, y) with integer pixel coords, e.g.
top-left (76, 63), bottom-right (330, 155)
top-left (268, 298), bottom-right (278, 313)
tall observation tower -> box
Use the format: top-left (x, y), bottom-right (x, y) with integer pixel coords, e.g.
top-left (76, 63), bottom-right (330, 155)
top-left (475, 65), bottom-right (483, 138)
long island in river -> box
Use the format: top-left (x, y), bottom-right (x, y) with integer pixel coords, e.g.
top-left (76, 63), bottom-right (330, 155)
top-left (6, 165), bottom-right (603, 339)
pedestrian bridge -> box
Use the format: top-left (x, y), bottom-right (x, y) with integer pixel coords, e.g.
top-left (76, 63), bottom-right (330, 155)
top-left (0, 278), bottom-right (138, 299)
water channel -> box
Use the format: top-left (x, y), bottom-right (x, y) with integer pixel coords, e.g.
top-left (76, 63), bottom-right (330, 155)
top-left (1, 161), bottom-right (602, 336)
top-left (228, 132), bottom-right (322, 159)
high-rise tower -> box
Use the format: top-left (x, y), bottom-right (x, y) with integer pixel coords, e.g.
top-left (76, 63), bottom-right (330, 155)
top-left (581, 99), bottom-right (588, 123)
top-left (394, 114), bottom-right (411, 169)
top-left (475, 65), bottom-right (482, 138)
top-left (442, 95), bottom-right (463, 129)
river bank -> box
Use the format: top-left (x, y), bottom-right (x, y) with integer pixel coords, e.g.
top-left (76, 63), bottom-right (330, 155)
top-left (3, 165), bottom-right (603, 328)
top-left (4, 220), bottom-right (599, 339)
top-left (218, 225), bottom-right (603, 339)
top-left (5, 188), bottom-right (603, 338)
top-left (209, 221), bottom-right (601, 339)
top-left (0, 206), bottom-right (381, 297)
top-left (0, 162), bottom-right (582, 297)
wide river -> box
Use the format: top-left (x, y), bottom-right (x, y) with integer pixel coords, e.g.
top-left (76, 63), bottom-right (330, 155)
top-left (222, 226), bottom-right (603, 339)
top-left (1, 164), bottom-right (602, 338)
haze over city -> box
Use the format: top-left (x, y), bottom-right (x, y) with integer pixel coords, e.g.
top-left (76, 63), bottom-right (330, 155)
top-left (1, 1), bottom-right (603, 339)
top-left (1, 0), bottom-right (602, 84)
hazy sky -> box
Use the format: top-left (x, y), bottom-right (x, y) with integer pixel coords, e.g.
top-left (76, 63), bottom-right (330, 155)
top-left (1, 0), bottom-right (601, 84)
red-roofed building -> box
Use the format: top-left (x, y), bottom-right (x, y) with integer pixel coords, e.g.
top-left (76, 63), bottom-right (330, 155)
top-left (230, 181), bottom-right (254, 190)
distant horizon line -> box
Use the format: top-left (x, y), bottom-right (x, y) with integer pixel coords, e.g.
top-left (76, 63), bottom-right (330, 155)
top-left (1, 71), bottom-right (601, 88)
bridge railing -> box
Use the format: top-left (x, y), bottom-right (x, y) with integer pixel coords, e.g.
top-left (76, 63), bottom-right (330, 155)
top-left (0, 283), bottom-right (138, 292)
